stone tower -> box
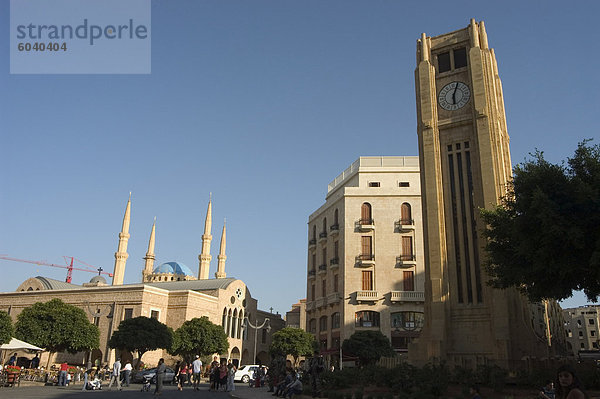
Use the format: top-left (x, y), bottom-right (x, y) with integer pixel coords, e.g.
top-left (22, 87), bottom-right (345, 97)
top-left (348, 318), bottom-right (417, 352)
top-left (410, 20), bottom-right (548, 368)
top-left (112, 193), bottom-right (131, 285)
top-left (198, 198), bottom-right (213, 280)
top-left (215, 221), bottom-right (227, 279)
top-left (142, 218), bottom-right (156, 282)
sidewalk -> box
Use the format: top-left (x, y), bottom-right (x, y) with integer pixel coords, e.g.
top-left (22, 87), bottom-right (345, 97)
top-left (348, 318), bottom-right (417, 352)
top-left (230, 385), bottom-right (310, 399)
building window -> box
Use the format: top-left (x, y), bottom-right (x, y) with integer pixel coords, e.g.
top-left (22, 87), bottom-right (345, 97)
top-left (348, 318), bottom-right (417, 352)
top-left (454, 47), bottom-right (467, 69)
top-left (361, 236), bottom-right (373, 258)
top-left (360, 203), bottom-right (372, 225)
top-left (331, 312), bottom-right (340, 329)
top-left (579, 331), bottom-right (584, 337)
top-left (334, 241), bottom-right (339, 258)
top-left (319, 316), bottom-right (327, 332)
top-left (437, 52), bottom-right (451, 73)
top-left (391, 312), bottom-right (424, 331)
top-left (578, 320), bottom-right (582, 327)
top-left (312, 254), bottom-right (316, 269)
top-left (334, 209), bottom-right (339, 226)
top-left (581, 343), bottom-right (585, 349)
top-left (312, 225), bottom-right (316, 241)
top-left (322, 279), bottom-right (327, 298)
top-left (362, 270), bottom-right (373, 291)
top-left (322, 247), bottom-right (327, 265)
top-left (311, 284), bottom-right (315, 301)
top-left (355, 311), bottom-right (380, 327)
top-left (334, 275), bottom-right (338, 292)
top-left (309, 319), bottom-right (317, 334)
top-left (322, 218), bottom-right (327, 236)
top-left (150, 310), bottom-right (159, 320)
top-left (262, 328), bottom-right (267, 344)
top-left (403, 271), bottom-right (414, 292)
top-left (591, 330), bottom-right (596, 337)
top-left (401, 203), bottom-right (412, 224)
top-left (402, 236), bottom-right (414, 259)
top-left (399, 182), bottom-right (410, 187)
top-left (368, 182), bottom-right (380, 187)
top-left (589, 319), bottom-right (595, 325)
top-left (123, 308), bottom-right (133, 320)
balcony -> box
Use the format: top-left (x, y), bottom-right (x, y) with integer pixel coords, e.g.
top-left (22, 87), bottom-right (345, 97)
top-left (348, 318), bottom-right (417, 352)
top-left (329, 257), bottom-right (340, 270)
top-left (390, 290), bottom-right (425, 303)
top-left (356, 218), bottom-right (375, 231)
top-left (308, 238), bottom-right (317, 249)
top-left (395, 218), bottom-right (415, 231)
top-left (316, 297), bottom-right (327, 308)
top-left (356, 254), bottom-right (375, 267)
top-left (318, 231), bottom-right (328, 243)
top-left (306, 301), bottom-right (316, 311)
top-left (396, 254), bottom-right (417, 267)
top-left (318, 264), bottom-right (327, 275)
top-left (327, 292), bottom-right (342, 305)
top-left (308, 269), bottom-right (316, 279)
top-left (356, 290), bottom-right (379, 303)
top-left (330, 224), bottom-right (340, 236)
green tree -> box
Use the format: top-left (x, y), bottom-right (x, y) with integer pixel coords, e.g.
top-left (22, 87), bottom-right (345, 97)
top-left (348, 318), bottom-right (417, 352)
top-left (341, 330), bottom-right (394, 366)
top-left (109, 316), bottom-right (173, 369)
top-left (269, 327), bottom-right (315, 366)
top-left (482, 141), bottom-right (600, 302)
top-left (14, 298), bottom-right (100, 366)
top-left (0, 311), bottom-right (14, 345)
top-left (169, 317), bottom-right (229, 363)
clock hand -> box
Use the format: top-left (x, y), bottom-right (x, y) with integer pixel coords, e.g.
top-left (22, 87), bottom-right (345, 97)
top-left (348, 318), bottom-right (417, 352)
top-left (452, 82), bottom-right (459, 104)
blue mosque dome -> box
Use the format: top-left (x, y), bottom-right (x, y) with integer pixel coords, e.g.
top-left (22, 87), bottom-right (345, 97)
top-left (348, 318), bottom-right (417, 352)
top-left (153, 262), bottom-right (195, 276)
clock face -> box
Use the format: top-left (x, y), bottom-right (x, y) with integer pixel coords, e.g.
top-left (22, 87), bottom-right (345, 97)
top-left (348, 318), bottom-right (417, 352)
top-left (438, 82), bottom-right (470, 111)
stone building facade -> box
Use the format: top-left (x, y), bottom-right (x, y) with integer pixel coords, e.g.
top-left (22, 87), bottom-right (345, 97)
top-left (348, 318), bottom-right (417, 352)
top-left (306, 156), bottom-right (425, 365)
top-left (563, 306), bottom-right (600, 355)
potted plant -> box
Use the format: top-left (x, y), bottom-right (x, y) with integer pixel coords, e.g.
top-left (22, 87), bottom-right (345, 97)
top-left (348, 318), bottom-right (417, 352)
top-left (5, 365), bottom-right (21, 385)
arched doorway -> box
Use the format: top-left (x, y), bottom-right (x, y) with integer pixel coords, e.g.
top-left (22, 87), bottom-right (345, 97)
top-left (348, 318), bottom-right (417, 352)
top-left (230, 347), bottom-right (241, 367)
top-left (91, 349), bottom-right (103, 368)
top-left (241, 349), bottom-right (251, 365)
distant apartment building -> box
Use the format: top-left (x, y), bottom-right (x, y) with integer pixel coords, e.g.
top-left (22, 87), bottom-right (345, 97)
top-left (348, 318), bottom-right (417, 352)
top-left (563, 306), bottom-right (600, 355)
top-left (305, 156), bottom-right (425, 365)
top-left (286, 300), bottom-right (306, 329)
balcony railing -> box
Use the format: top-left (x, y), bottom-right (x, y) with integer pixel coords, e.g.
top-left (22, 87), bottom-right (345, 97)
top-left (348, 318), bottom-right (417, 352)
top-left (319, 232), bottom-right (327, 239)
top-left (356, 254), bottom-right (375, 267)
top-left (390, 290), bottom-right (425, 302)
top-left (316, 297), bottom-right (327, 308)
top-left (330, 224), bottom-right (340, 234)
top-left (308, 238), bottom-right (317, 247)
top-left (318, 264), bottom-right (327, 274)
top-left (395, 218), bottom-right (415, 231)
top-left (306, 301), bottom-right (316, 311)
top-left (330, 258), bottom-right (339, 269)
top-left (308, 269), bottom-right (316, 278)
top-left (396, 254), bottom-right (417, 267)
top-left (356, 290), bottom-right (378, 302)
top-left (327, 292), bottom-right (341, 305)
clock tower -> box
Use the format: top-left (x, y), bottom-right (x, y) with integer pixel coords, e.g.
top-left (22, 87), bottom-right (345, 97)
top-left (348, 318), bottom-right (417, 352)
top-left (410, 19), bottom-right (549, 368)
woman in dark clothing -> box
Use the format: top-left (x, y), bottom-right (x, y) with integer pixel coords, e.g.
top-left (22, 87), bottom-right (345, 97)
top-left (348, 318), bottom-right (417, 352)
top-left (556, 365), bottom-right (588, 399)
top-left (154, 358), bottom-right (166, 396)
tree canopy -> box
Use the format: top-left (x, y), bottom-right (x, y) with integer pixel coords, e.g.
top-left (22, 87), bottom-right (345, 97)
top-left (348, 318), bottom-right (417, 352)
top-left (269, 327), bottom-right (315, 365)
top-left (169, 317), bottom-right (229, 362)
top-left (109, 316), bottom-right (173, 369)
top-left (14, 298), bottom-right (99, 356)
top-left (0, 311), bottom-right (14, 345)
top-left (341, 330), bottom-right (394, 366)
top-left (482, 141), bottom-right (600, 302)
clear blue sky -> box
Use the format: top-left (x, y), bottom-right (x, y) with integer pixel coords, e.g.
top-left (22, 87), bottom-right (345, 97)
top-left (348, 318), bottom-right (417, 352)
top-left (1, 1), bottom-right (599, 315)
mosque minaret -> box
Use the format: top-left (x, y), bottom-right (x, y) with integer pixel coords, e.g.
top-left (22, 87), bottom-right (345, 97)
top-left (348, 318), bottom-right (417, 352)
top-left (215, 221), bottom-right (227, 279)
top-left (112, 193), bottom-right (131, 285)
top-left (142, 217), bottom-right (156, 282)
top-left (198, 197), bottom-right (213, 280)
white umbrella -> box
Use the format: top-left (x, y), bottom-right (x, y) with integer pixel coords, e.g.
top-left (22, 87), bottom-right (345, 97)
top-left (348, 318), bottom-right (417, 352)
top-left (0, 338), bottom-right (43, 351)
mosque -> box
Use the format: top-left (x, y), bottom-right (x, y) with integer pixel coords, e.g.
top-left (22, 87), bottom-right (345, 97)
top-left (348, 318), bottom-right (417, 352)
top-left (0, 195), bottom-right (284, 367)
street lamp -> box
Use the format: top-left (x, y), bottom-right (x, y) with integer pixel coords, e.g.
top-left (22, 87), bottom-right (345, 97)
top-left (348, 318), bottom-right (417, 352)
top-left (243, 317), bottom-right (271, 364)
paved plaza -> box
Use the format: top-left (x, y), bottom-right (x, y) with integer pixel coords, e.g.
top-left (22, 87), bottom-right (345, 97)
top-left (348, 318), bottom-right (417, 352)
top-left (0, 382), bottom-right (275, 399)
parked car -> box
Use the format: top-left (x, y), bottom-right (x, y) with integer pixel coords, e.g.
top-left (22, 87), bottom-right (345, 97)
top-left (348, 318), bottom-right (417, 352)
top-left (132, 367), bottom-right (176, 384)
top-left (234, 365), bottom-right (260, 383)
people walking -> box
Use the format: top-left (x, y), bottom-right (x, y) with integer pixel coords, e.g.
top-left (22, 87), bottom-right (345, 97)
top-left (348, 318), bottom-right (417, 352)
top-left (177, 362), bottom-right (189, 391)
top-left (108, 358), bottom-right (122, 390)
top-left (58, 362), bottom-right (68, 386)
top-left (154, 358), bottom-right (166, 396)
top-left (122, 361), bottom-right (132, 387)
top-left (192, 355), bottom-right (203, 391)
top-left (227, 362), bottom-right (237, 392)
top-left (209, 356), bottom-right (219, 391)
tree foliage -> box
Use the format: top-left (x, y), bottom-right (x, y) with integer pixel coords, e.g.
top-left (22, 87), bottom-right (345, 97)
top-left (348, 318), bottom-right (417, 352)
top-left (169, 317), bottom-right (229, 362)
top-left (14, 298), bottom-right (99, 355)
top-left (269, 327), bottom-right (315, 365)
top-left (341, 330), bottom-right (394, 366)
top-left (482, 141), bottom-right (600, 302)
top-left (109, 316), bottom-right (173, 369)
top-left (0, 311), bottom-right (14, 345)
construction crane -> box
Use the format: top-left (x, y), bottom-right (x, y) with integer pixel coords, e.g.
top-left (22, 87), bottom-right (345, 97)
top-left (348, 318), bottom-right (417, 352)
top-left (0, 255), bottom-right (113, 283)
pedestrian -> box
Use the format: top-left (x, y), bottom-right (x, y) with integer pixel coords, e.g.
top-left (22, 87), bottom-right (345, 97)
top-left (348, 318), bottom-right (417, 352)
top-left (30, 353), bottom-right (40, 369)
top-left (154, 358), bottom-right (166, 396)
top-left (58, 361), bottom-right (69, 386)
top-left (219, 360), bottom-right (228, 391)
top-left (192, 355), bottom-right (203, 391)
top-left (8, 352), bottom-right (17, 366)
top-left (177, 361), bottom-right (189, 391)
top-left (540, 379), bottom-right (556, 399)
top-left (122, 361), bottom-right (132, 387)
top-left (82, 368), bottom-right (91, 391)
top-left (227, 361), bottom-right (236, 392)
top-left (108, 358), bottom-right (122, 390)
top-left (556, 365), bottom-right (588, 399)
top-left (209, 356), bottom-right (219, 391)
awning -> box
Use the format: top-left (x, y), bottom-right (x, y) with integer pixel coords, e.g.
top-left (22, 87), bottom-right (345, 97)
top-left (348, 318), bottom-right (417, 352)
top-left (0, 338), bottom-right (44, 351)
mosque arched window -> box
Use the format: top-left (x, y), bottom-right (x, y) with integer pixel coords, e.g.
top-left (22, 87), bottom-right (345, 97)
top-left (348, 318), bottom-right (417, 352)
top-left (227, 309), bottom-right (233, 337)
top-left (232, 309), bottom-right (238, 339)
top-left (238, 310), bottom-right (244, 339)
top-left (222, 308), bottom-right (227, 332)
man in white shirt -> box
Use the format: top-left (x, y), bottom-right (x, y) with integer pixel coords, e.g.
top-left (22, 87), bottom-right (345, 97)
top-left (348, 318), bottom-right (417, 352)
top-left (192, 355), bottom-right (203, 391)
top-left (122, 361), bottom-right (133, 387)
top-left (108, 358), bottom-right (122, 390)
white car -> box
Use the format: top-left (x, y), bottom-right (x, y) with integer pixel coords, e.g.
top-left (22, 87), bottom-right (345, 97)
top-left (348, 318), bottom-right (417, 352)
top-left (234, 365), bottom-right (260, 383)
